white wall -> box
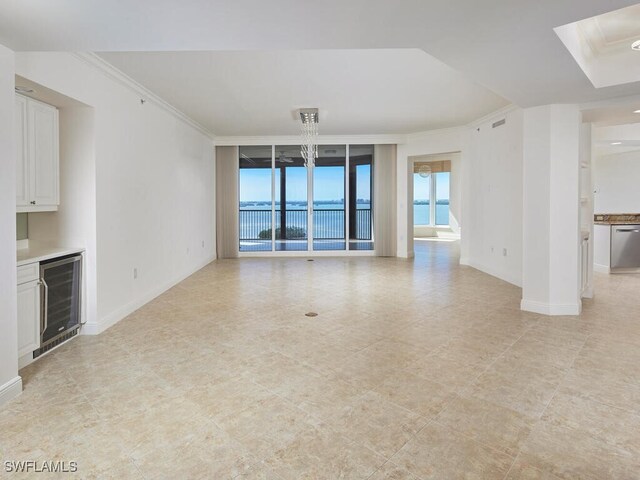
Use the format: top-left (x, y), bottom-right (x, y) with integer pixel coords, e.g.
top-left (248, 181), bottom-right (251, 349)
top-left (464, 107), bottom-right (524, 286)
top-left (28, 105), bottom-right (98, 327)
top-left (16, 52), bottom-right (216, 334)
top-left (594, 149), bottom-right (640, 213)
top-left (522, 104), bottom-right (581, 315)
top-left (0, 44), bottom-right (21, 405)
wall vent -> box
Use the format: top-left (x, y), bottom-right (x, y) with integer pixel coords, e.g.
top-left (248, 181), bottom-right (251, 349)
top-left (492, 119), bottom-right (506, 128)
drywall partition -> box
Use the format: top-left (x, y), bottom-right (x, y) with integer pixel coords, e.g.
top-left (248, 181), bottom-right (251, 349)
top-left (27, 105), bottom-right (98, 327)
top-left (522, 104), bottom-right (581, 315)
top-left (216, 146), bottom-right (239, 259)
top-left (15, 52), bottom-right (216, 334)
top-left (374, 144), bottom-right (397, 256)
top-left (0, 44), bottom-right (21, 405)
top-left (594, 150), bottom-right (640, 213)
top-left (464, 107), bottom-right (524, 287)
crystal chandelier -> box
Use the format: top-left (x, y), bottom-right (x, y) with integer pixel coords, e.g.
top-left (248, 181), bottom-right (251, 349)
top-left (299, 108), bottom-right (319, 168)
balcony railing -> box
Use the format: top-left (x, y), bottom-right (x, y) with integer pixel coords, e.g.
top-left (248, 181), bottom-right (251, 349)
top-left (239, 209), bottom-right (371, 241)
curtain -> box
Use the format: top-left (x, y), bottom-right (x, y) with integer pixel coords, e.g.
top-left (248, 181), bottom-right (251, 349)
top-left (374, 144), bottom-right (397, 257)
top-left (215, 146), bottom-right (239, 259)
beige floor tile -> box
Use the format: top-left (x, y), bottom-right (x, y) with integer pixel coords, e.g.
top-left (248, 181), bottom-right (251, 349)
top-left (3, 241), bottom-right (640, 478)
top-left (541, 392), bottom-right (640, 456)
top-left (262, 425), bottom-right (386, 480)
top-left (372, 371), bottom-right (457, 418)
top-left (505, 458), bottom-right (564, 480)
top-left (390, 421), bottom-right (515, 479)
top-left (435, 394), bottom-right (536, 456)
top-left (368, 461), bottom-right (422, 480)
top-left (326, 390), bottom-right (428, 458)
top-left (519, 419), bottom-right (640, 480)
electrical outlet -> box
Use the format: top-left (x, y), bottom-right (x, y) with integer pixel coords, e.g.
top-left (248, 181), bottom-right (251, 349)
top-left (503, 248), bottom-right (508, 257)
top-left (186, 247), bottom-right (190, 255)
top-left (133, 268), bottom-right (138, 280)
top-left (490, 246), bottom-right (494, 253)
top-left (201, 240), bottom-right (205, 248)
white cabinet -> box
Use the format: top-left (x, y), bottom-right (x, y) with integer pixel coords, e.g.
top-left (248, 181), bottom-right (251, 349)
top-left (15, 94), bottom-right (59, 212)
top-left (15, 95), bottom-right (29, 206)
top-left (17, 273), bottom-right (41, 358)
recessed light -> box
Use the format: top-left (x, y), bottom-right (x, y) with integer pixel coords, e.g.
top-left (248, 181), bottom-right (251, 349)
top-left (634, 110), bottom-right (640, 114)
top-left (611, 142), bottom-right (622, 145)
top-left (633, 40), bottom-right (640, 51)
top-left (14, 86), bottom-right (35, 94)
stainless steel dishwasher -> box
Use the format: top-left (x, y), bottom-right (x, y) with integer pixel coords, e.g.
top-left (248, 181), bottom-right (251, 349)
top-left (611, 224), bottom-right (640, 272)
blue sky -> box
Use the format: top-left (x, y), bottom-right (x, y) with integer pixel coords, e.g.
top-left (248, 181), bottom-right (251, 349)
top-left (240, 165), bottom-right (371, 202)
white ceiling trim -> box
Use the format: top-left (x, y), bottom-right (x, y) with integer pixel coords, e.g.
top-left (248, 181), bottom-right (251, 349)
top-left (466, 104), bottom-right (520, 128)
top-left (73, 52), bottom-right (216, 140)
top-left (214, 134), bottom-right (405, 147)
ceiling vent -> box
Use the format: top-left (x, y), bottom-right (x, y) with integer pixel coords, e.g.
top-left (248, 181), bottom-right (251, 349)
top-left (492, 119), bottom-right (506, 128)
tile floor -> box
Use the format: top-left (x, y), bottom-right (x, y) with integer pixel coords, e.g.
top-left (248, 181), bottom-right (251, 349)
top-left (2, 240), bottom-right (640, 479)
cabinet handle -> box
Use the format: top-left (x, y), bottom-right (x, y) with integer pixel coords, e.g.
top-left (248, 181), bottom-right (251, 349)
top-left (41, 278), bottom-right (48, 335)
top-left (30, 201), bottom-right (36, 205)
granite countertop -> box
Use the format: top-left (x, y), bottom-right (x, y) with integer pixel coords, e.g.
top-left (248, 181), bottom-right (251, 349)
top-left (594, 214), bottom-right (640, 226)
top-left (17, 245), bottom-right (85, 267)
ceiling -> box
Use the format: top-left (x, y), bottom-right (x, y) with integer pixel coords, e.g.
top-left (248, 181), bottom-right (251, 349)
top-left (555, 3), bottom-right (640, 88)
top-left (97, 49), bottom-right (508, 136)
top-left (3, 0), bottom-right (640, 135)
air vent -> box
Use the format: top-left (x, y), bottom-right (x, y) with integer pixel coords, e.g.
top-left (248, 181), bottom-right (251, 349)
top-left (33, 328), bottom-right (78, 359)
top-left (492, 119), bottom-right (506, 128)
top-left (324, 149), bottom-right (337, 155)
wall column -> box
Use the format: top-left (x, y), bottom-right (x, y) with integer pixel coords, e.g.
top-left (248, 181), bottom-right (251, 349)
top-left (522, 104), bottom-right (582, 315)
top-left (0, 44), bottom-right (22, 405)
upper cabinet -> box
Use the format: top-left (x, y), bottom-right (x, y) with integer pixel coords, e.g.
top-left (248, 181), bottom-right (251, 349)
top-left (16, 94), bottom-right (59, 212)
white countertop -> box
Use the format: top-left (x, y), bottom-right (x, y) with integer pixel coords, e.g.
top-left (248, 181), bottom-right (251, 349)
top-left (17, 245), bottom-right (85, 267)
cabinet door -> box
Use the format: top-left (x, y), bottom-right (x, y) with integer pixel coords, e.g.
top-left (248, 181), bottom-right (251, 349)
top-left (17, 279), bottom-right (41, 358)
top-left (28, 99), bottom-right (59, 207)
top-left (15, 95), bottom-right (29, 207)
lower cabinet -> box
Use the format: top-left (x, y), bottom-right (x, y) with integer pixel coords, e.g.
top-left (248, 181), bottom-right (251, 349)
top-left (17, 278), bottom-right (40, 358)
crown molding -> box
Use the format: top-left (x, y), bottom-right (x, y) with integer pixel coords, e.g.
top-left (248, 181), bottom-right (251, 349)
top-left (72, 53), bottom-right (216, 140)
top-left (214, 133), bottom-right (405, 146)
top-left (404, 125), bottom-right (467, 142)
top-left (467, 103), bottom-right (519, 128)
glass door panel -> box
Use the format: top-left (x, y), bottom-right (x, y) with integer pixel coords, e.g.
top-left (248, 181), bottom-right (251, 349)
top-left (275, 146), bottom-right (308, 251)
top-left (239, 146), bottom-right (273, 252)
top-left (435, 172), bottom-right (450, 225)
top-left (413, 173), bottom-right (431, 226)
top-left (349, 145), bottom-right (374, 251)
top-left (313, 145), bottom-right (346, 250)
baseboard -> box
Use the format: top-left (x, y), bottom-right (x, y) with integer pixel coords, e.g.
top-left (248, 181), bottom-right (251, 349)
top-left (520, 299), bottom-right (582, 316)
top-left (0, 376), bottom-right (22, 407)
top-left (593, 263), bottom-right (610, 274)
top-left (82, 255), bottom-right (216, 335)
top-left (463, 258), bottom-right (522, 288)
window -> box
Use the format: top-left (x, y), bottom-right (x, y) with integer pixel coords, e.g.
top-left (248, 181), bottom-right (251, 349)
top-left (238, 144), bottom-right (374, 253)
top-left (413, 162), bottom-right (450, 227)
top-left (435, 172), bottom-right (450, 226)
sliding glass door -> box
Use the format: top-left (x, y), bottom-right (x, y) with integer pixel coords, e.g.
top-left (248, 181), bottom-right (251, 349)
top-left (313, 146), bottom-right (346, 251)
top-left (349, 145), bottom-right (374, 251)
top-left (275, 146), bottom-right (308, 251)
top-left (239, 146), bottom-right (273, 252)
top-left (239, 144), bottom-right (373, 253)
